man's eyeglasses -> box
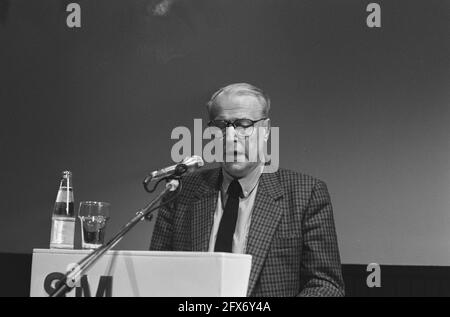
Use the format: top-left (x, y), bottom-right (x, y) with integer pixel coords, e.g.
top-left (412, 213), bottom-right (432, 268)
top-left (207, 118), bottom-right (268, 138)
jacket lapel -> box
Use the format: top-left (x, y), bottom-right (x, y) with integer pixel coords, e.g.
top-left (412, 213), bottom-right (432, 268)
top-left (246, 170), bottom-right (284, 296)
top-left (191, 168), bottom-right (221, 251)
top-left (189, 167), bottom-right (285, 295)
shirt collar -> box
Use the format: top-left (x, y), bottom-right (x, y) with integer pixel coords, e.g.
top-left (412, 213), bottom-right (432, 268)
top-left (221, 164), bottom-right (264, 198)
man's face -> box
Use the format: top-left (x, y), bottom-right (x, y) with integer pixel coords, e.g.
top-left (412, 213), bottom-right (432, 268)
top-left (209, 93), bottom-right (270, 178)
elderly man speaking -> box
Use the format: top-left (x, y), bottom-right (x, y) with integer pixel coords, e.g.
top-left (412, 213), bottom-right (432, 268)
top-left (150, 83), bottom-right (345, 297)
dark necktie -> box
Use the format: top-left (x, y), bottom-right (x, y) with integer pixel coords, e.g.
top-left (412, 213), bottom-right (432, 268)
top-left (214, 179), bottom-right (242, 252)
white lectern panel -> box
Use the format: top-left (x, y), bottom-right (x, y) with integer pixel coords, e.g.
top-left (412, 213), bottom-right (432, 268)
top-left (30, 249), bottom-right (251, 297)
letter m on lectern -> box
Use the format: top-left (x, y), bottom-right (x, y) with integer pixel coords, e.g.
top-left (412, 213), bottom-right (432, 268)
top-left (75, 275), bottom-right (113, 297)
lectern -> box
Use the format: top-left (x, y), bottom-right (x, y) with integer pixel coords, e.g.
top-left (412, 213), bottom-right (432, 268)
top-left (30, 249), bottom-right (252, 297)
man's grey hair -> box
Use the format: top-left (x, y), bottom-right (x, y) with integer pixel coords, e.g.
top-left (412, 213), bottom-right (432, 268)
top-left (206, 83), bottom-right (271, 117)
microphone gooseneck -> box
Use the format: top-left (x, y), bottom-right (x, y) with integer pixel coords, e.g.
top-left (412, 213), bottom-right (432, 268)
top-left (143, 155), bottom-right (204, 193)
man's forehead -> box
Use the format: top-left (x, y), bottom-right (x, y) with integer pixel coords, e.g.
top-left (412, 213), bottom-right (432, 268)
top-left (210, 93), bottom-right (265, 118)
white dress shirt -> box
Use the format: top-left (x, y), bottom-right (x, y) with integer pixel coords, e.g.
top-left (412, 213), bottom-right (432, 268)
top-left (208, 164), bottom-right (264, 253)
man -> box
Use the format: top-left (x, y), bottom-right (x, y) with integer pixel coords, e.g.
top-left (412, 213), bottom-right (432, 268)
top-left (150, 83), bottom-right (345, 296)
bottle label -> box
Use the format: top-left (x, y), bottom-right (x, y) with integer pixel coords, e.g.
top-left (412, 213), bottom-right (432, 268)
top-left (50, 216), bottom-right (75, 249)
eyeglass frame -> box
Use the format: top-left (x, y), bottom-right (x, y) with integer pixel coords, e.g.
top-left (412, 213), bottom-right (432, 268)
top-left (207, 117), bottom-right (268, 138)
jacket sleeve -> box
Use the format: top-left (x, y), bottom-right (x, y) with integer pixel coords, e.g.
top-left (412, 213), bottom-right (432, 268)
top-left (298, 180), bottom-right (345, 297)
top-left (149, 197), bottom-right (175, 251)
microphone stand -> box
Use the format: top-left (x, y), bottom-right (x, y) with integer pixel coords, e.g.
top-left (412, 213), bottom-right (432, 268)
top-left (50, 178), bottom-right (181, 297)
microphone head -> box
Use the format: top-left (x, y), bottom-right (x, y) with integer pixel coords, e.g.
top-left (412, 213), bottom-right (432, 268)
top-left (182, 155), bottom-right (204, 168)
top-left (145, 155), bottom-right (205, 185)
top-left (172, 155), bottom-right (204, 178)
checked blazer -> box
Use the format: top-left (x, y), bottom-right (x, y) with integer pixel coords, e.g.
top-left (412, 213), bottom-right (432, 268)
top-left (150, 167), bottom-right (345, 297)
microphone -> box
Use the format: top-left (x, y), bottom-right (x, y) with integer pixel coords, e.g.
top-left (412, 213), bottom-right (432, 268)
top-left (144, 155), bottom-right (205, 183)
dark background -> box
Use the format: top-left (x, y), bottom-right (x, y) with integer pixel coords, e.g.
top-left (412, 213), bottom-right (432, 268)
top-left (0, 0), bottom-right (449, 272)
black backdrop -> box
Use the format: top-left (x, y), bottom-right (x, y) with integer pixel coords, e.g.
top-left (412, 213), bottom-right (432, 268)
top-left (0, 0), bottom-right (449, 271)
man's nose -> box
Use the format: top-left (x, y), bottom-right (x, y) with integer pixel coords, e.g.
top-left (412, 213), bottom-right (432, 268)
top-left (225, 126), bottom-right (238, 141)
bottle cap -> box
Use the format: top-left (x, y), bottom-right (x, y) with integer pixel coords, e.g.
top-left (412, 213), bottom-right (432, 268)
top-left (62, 171), bottom-right (72, 178)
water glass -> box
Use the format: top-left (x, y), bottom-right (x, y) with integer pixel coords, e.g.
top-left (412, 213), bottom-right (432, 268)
top-left (78, 201), bottom-right (110, 249)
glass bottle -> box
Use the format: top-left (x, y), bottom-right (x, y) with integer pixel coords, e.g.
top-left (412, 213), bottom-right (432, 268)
top-left (50, 171), bottom-right (75, 249)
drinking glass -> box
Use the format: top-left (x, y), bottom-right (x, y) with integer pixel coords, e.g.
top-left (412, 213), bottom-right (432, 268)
top-left (78, 201), bottom-right (110, 249)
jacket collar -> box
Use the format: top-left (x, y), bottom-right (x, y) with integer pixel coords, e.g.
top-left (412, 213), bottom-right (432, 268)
top-left (221, 165), bottom-right (264, 198)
